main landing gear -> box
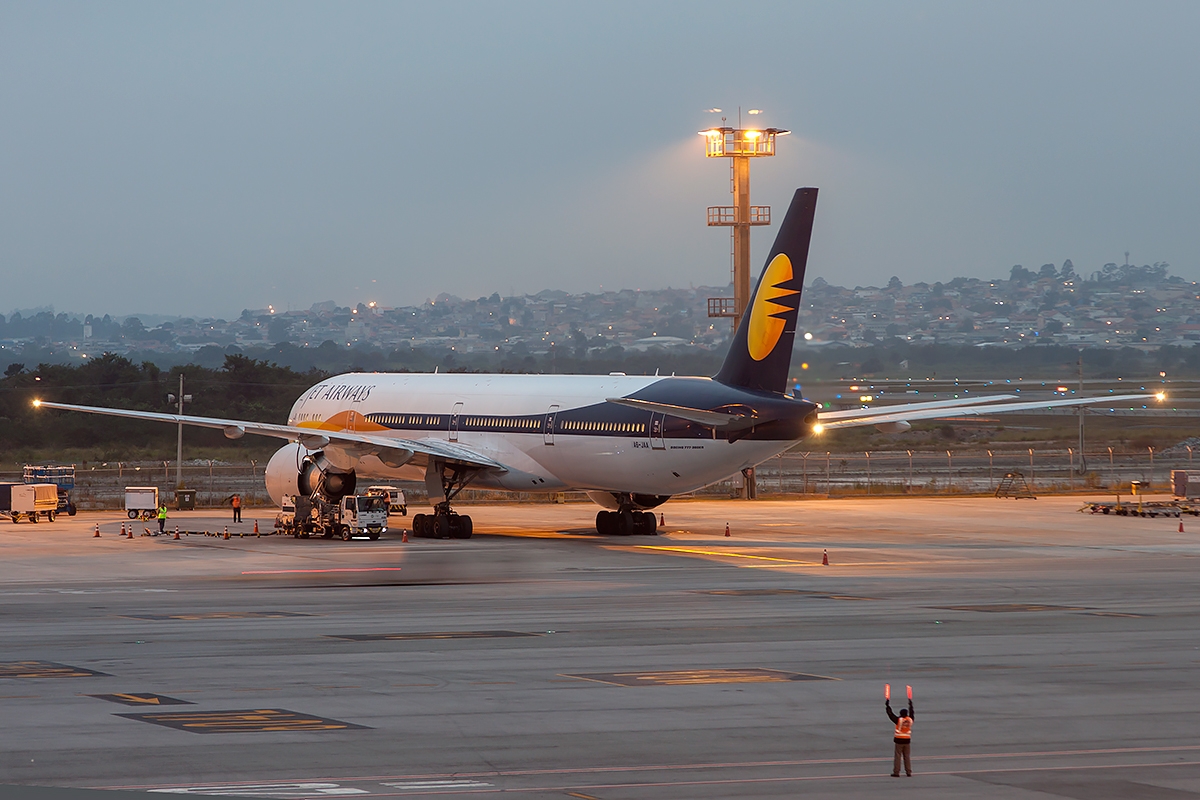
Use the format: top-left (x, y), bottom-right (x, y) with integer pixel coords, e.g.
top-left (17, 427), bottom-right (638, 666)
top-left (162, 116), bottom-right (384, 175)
top-left (411, 509), bottom-right (472, 539)
top-left (412, 461), bottom-right (475, 540)
top-left (595, 509), bottom-right (658, 536)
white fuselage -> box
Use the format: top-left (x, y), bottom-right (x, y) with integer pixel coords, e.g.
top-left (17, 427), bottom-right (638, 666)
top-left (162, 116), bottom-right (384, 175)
top-left (287, 373), bottom-right (803, 498)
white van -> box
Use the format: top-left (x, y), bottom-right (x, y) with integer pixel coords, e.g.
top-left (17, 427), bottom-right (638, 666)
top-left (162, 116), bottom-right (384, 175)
top-left (366, 486), bottom-right (407, 516)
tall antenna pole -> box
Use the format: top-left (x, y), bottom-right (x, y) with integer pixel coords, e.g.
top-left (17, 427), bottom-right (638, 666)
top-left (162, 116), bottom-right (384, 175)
top-left (1078, 349), bottom-right (1086, 474)
top-left (176, 374), bottom-right (184, 488)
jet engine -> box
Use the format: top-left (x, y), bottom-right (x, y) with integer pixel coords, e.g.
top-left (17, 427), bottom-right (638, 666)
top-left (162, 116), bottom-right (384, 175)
top-left (265, 442), bottom-right (357, 507)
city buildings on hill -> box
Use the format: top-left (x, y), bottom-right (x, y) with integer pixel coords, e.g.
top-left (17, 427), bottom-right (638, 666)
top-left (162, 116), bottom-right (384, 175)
top-left (1, 260), bottom-right (1197, 367)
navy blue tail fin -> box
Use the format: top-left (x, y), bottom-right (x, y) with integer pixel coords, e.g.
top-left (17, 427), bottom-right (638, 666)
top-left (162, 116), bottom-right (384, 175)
top-left (714, 187), bottom-right (818, 394)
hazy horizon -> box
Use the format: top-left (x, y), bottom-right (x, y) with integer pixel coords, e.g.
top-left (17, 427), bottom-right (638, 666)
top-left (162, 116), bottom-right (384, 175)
top-left (3, 1), bottom-right (1198, 318)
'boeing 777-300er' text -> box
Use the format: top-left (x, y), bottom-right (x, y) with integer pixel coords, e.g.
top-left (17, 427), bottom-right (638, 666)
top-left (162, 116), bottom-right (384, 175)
top-left (36, 188), bottom-right (1163, 536)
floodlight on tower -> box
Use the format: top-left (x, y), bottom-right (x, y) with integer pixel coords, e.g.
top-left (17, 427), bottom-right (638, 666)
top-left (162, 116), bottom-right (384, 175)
top-left (699, 108), bottom-right (789, 328)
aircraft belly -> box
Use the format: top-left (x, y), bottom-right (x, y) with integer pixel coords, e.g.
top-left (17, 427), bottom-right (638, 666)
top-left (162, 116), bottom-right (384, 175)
top-left (524, 435), bottom-right (792, 496)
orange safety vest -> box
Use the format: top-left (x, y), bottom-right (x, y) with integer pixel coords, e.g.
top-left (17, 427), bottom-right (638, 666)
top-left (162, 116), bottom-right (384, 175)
top-left (894, 716), bottom-right (913, 740)
top-left (232, 496), bottom-right (241, 508)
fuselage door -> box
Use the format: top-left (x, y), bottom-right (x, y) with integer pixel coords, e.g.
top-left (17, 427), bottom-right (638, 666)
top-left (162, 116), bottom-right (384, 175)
top-left (544, 405), bottom-right (560, 445)
top-left (449, 402), bottom-right (463, 442)
top-left (650, 412), bottom-right (666, 450)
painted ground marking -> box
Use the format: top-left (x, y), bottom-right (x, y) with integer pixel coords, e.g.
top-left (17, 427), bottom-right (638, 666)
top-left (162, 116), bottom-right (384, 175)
top-left (0, 660), bottom-right (108, 678)
top-left (328, 631), bottom-right (540, 641)
top-left (562, 668), bottom-right (835, 686)
top-left (118, 708), bottom-right (368, 733)
top-left (89, 692), bottom-right (193, 706)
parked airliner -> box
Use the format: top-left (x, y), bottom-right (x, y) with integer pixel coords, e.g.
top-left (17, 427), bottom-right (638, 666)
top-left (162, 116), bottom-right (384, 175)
top-left (36, 188), bottom-right (1161, 536)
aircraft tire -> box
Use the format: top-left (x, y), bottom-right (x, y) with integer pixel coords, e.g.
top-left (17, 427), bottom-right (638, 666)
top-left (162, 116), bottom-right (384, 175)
top-left (412, 514), bottom-right (425, 537)
top-left (453, 515), bottom-right (473, 539)
top-left (436, 514), bottom-right (452, 539)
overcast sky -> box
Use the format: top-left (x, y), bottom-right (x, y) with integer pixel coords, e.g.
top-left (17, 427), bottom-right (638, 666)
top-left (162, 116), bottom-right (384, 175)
top-left (2, 1), bottom-right (1197, 318)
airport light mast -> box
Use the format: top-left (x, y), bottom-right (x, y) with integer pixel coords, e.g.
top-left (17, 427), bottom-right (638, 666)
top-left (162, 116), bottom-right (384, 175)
top-left (700, 112), bottom-right (789, 330)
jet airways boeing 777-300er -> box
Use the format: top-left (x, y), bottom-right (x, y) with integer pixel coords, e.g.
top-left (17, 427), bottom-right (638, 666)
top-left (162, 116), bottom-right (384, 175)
top-left (36, 188), bottom-right (1163, 537)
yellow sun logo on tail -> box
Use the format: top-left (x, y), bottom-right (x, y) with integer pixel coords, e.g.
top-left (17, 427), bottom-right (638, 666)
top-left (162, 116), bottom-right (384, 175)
top-left (747, 253), bottom-right (799, 361)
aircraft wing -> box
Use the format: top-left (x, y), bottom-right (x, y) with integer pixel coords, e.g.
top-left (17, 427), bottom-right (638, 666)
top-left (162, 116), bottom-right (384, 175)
top-left (32, 400), bottom-right (506, 471)
top-left (819, 393), bottom-right (1162, 431)
top-left (817, 394), bottom-right (1019, 420)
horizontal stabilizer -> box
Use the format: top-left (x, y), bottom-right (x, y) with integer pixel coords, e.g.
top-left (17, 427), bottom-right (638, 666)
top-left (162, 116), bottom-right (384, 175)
top-left (605, 397), bottom-right (758, 429)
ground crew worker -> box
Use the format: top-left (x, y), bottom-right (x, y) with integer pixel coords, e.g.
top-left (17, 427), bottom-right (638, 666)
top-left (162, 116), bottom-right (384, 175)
top-left (886, 696), bottom-right (915, 777)
top-left (231, 494), bottom-right (242, 523)
top-left (156, 504), bottom-right (167, 534)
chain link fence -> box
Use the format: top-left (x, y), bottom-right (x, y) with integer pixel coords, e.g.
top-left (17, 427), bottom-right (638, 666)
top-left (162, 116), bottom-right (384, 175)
top-left (2, 446), bottom-right (1194, 509)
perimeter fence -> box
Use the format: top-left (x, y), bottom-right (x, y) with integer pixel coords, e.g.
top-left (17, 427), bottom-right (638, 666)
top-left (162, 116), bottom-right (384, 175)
top-left (2, 446), bottom-right (1194, 510)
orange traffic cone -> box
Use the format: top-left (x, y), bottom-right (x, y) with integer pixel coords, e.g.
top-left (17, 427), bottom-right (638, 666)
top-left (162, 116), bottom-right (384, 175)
top-left (659, 512), bottom-right (665, 527)
top-left (822, 549), bottom-right (829, 566)
top-left (120, 522), bottom-right (126, 537)
top-left (223, 527), bottom-right (229, 540)
top-left (94, 524), bottom-right (101, 538)
top-left (174, 526), bottom-right (180, 540)
top-left (253, 520), bottom-right (259, 535)
top-left (724, 522), bottom-right (731, 537)
top-left (127, 526), bottom-right (134, 539)
top-left (402, 529), bottom-right (409, 543)
top-left (1180, 520), bottom-right (1185, 533)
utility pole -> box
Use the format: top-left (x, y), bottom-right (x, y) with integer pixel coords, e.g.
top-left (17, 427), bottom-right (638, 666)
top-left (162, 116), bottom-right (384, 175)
top-left (1077, 349), bottom-right (1086, 474)
top-left (167, 375), bottom-right (192, 489)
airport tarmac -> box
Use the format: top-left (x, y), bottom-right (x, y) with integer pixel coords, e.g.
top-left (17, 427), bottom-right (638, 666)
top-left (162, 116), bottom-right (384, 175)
top-left (2, 497), bottom-right (1200, 799)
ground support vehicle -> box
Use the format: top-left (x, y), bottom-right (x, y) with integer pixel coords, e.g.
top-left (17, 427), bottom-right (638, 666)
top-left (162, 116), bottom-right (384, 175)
top-left (1081, 498), bottom-right (1188, 518)
top-left (125, 487), bottom-right (159, 520)
top-left (366, 486), bottom-right (407, 516)
top-left (23, 465), bottom-right (77, 516)
top-left (0, 483), bottom-right (61, 523)
top-left (275, 494), bottom-right (388, 540)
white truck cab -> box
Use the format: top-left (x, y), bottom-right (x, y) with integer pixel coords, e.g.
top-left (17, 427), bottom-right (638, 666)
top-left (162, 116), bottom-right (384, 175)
top-left (340, 495), bottom-right (388, 540)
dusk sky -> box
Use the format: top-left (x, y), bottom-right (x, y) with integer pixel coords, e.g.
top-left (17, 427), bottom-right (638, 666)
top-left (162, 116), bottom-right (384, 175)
top-left (2, 1), bottom-right (1197, 318)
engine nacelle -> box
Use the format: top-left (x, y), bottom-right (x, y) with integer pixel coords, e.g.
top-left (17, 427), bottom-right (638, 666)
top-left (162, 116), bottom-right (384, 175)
top-left (264, 443), bottom-right (357, 507)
